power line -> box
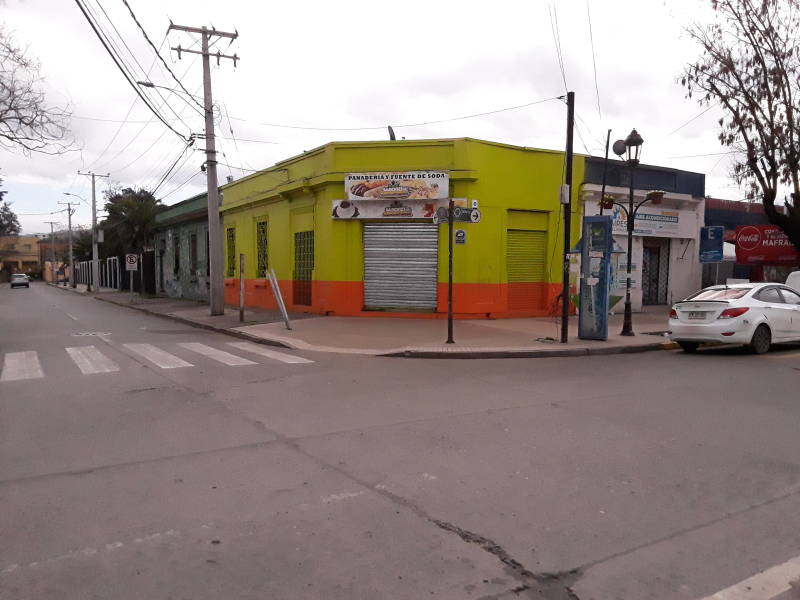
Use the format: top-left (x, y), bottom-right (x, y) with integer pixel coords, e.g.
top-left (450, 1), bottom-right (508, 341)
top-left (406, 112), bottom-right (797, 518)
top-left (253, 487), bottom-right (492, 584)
top-left (548, 4), bottom-right (568, 94)
top-left (96, 76), bottom-right (202, 174)
top-left (150, 138), bottom-right (195, 194)
top-left (573, 120), bottom-right (592, 155)
top-left (159, 170), bottom-right (203, 201)
top-left (217, 161), bottom-right (257, 173)
top-left (73, 0), bottom-right (191, 142)
top-left (88, 0), bottom-right (194, 130)
top-left (585, 0), bottom-right (602, 119)
top-left (221, 101), bottom-right (245, 178)
top-left (667, 104), bottom-right (716, 136)
top-left (666, 150), bottom-right (736, 159)
top-left (226, 95), bottom-right (562, 132)
top-left (16, 208), bottom-right (70, 216)
top-left (73, 114), bottom-right (152, 123)
top-left (120, 0), bottom-right (204, 113)
top-left (85, 35), bottom-right (166, 171)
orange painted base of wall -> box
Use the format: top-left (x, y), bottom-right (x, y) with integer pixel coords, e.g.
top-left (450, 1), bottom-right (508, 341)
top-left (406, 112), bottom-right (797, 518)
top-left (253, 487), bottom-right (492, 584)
top-left (225, 279), bottom-right (575, 319)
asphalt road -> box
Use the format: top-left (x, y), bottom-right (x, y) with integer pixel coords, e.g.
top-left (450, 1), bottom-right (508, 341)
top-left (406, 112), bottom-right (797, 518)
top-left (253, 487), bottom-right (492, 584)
top-left (2, 282), bottom-right (800, 599)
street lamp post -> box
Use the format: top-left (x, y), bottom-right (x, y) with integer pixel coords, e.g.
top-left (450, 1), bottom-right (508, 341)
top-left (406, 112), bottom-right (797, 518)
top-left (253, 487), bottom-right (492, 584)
top-left (606, 129), bottom-right (668, 336)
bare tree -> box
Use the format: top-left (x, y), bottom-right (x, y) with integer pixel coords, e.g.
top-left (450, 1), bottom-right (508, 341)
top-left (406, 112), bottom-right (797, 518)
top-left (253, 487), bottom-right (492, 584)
top-left (0, 26), bottom-right (72, 154)
top-left (682, 0), bottom-right (800, 250)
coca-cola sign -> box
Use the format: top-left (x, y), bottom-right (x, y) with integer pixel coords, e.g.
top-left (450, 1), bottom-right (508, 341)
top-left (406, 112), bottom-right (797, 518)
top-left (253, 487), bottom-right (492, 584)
top-left (735, 225), bottom-right (800, 265)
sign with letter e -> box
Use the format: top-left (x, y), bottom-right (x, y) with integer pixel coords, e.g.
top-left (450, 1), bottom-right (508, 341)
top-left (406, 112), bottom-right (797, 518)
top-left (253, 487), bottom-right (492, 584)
top-left (125, 254), bottom-right (138, 271)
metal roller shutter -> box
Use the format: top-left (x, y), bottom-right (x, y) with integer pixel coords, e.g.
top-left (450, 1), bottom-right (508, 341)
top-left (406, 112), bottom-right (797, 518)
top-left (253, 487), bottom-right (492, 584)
top-left (507, 230), bottom-right (547, 309)
top-left (363, 223), bottom-right (438, 310)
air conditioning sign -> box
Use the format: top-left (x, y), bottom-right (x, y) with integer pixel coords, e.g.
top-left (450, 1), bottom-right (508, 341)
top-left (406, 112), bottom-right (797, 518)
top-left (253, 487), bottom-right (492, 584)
top-left (735, 225), bottom-right (800, 265)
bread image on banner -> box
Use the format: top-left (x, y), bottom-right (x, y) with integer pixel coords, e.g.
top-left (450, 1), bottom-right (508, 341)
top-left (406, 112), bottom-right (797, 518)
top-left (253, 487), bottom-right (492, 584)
top-left (346, 172), bottom-right (448, 201)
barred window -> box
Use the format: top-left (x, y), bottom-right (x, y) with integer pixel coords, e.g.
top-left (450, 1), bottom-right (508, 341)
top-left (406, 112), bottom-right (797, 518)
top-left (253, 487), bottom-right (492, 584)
top-left (173, 233), bottom-right (180, 279)
top-left (226, 227), bottom-right (236, 277)
top-left (256, 220), bottom-right (268, 278)
top-left (190, 233), bottom-right (198, 274)
top-left (205, 230), bottom-right (210, 276)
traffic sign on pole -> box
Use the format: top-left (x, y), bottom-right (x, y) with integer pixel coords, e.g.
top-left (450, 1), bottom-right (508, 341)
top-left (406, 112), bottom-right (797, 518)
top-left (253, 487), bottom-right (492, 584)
top-left (125, 254), bottom-right (138, 271)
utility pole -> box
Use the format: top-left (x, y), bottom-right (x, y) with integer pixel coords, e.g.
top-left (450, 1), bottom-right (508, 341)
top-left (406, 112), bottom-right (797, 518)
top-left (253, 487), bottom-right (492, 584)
top-left (78, 171), bottom-right (110, 293)
top-left (44, 221), bottom-right (59, 284)
top-left (57, 201), bottom-right (77, 288)
top-left (169, 22), bottom-right (239, 316)
top-left (560, 91), bottom-right (575, 344)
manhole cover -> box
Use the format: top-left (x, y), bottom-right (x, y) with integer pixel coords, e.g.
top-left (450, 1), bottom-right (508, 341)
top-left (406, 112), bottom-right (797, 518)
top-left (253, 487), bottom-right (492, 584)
top-left (71, 332), bottom-right (112, 337)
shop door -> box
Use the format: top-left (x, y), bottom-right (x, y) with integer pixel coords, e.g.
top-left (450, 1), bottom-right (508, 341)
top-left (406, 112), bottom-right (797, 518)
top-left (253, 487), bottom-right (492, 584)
top-left (293, 231), bottom-right (314, 306)
top-left (642, 238), bottom-right (669, 305)
top-left (363, 223), bottom-right (438, 310)
top-left (506, 230), bottom-right (547, 310)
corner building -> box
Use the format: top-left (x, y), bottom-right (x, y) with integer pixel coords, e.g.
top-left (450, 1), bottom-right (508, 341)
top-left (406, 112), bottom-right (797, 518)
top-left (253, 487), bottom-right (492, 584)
top-left (219, 138), bottom-right (585, 318)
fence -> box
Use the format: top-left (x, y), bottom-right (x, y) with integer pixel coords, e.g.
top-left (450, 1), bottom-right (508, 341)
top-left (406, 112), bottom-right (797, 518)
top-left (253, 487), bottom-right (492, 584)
top-left (74, 257), bottom-right (122, 290)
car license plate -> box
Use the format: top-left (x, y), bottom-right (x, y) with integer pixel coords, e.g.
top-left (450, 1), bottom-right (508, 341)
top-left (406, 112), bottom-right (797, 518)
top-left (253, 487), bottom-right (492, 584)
top-left (688, 311), bottom-right (705, 320)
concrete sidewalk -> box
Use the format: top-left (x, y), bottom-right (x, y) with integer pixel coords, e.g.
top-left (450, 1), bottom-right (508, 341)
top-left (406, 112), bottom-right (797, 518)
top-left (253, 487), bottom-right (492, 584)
top-left (234, 309), bottom-right (674, 357)
top-left (57, 282), bottom-right (676, 358)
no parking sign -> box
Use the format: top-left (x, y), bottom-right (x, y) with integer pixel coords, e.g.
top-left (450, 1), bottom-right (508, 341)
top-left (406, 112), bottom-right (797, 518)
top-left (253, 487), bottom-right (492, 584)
top-left (125, 254), bottom-right (138, 271)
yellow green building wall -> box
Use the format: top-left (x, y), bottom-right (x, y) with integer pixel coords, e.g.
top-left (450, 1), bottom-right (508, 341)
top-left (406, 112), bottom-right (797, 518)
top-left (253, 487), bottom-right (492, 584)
top-left (219, 138), bottom-right (584, 318)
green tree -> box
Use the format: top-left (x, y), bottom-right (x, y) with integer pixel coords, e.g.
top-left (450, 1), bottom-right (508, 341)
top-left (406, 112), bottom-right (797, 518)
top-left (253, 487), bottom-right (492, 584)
top-left (682, 0), bottom-right (800, 250)
top-left (0, 178), bottom-right (20, 235)
top-left (72, 229), bottom-right (93, 261)
top-left (100, 187), bottom-right (162, 257)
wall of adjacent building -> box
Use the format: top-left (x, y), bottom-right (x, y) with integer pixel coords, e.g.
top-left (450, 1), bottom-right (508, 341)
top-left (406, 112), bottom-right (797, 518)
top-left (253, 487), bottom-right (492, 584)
top-left (153, 219), bottom-right (210, 302)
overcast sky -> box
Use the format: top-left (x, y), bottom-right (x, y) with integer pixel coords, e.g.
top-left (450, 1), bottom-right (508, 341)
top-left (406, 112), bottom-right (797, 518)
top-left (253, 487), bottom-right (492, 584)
top-left (2, 0), bottom-right (734, 234)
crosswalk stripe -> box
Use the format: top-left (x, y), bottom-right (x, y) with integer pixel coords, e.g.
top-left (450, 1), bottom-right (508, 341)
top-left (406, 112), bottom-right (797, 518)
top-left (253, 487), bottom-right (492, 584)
top-left (177, 342), bottom-right (257, 366)
top-left (123, 343), bottom-right (193, 369)
top-left (1, 351), bottom-right (44, 382)
top-left (226, 341), bottom-right (314, 364)
top-left (66, 345), bottom-right (119, 374)
top-left (697, 553), bottom-right (800, 599)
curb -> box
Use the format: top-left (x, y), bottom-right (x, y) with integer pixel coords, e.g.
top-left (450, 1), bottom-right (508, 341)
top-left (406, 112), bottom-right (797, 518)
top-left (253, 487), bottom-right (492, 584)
top-left (47, 283), bottom-right (88, 295)
top-left (93, 296), bottom-right (293, 350)
top-left (383, 341), bottom-right (677, 359)
top-left (87, 293), bottom-right (679, 360)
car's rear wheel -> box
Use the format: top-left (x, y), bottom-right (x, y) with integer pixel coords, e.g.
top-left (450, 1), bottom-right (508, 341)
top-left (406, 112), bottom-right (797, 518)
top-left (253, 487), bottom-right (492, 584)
top-left (748, 324), bottom-right (771, 354)
top-left (678, 341), bottom-right (699, 353)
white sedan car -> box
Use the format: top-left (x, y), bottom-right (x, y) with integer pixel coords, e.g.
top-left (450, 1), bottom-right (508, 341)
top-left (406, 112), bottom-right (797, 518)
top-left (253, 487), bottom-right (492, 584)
top-left (669, 283), bottom-right (800, 354)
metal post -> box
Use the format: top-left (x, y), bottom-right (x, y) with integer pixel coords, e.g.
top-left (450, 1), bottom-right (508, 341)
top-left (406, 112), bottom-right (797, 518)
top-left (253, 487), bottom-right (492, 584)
top-left (561, 91), bottom-right (575, 343)
top-left (129, 266), bottom-right (134, 303)
top-left (239, 253), bottom-right (245, 322)
top-left (76, 172), bottom-right (109, 293)
top-left (139, 254), bottom-right (143, 297)
top-left (446, 199), bottom-right (455, 344)
top-left (268, 268), bottom-right (292, 330)
top-left (68, 208), bottom-right (74, 288)
top-left (44, 221), bottom-right (58, 284)
top-left (598, 129), bottom-right (611, 216)
top-left (621, 164), bottom-right (636, 336)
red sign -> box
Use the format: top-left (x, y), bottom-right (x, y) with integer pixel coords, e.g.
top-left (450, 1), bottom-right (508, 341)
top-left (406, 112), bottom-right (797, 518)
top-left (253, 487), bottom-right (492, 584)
top-left (735, 225), bottom-right (800, 265)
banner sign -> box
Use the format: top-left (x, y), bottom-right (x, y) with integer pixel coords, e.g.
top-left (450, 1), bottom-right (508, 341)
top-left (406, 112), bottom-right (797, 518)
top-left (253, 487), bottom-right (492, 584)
top-left (584, 201), bottom-right (697, 238)
top-left (735, 225), bottom-right (800, 265)
top-left (699, 226), bottom-right (725, 263)
top-left (345, 171), bottom-right (448, 201)
top-left (332, 198), bottom-right (449, 220)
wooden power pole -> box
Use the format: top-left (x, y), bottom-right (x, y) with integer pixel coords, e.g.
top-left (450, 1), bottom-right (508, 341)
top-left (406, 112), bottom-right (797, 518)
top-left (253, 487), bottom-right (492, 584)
top-left (168, 23), bottom-right (239, 316)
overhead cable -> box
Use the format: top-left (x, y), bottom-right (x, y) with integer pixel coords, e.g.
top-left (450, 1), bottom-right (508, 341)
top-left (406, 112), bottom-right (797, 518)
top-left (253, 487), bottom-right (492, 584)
top-left (120, 0), bottom-right (204, 113)
top-left (73, 0), bottom-right (191, 142)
